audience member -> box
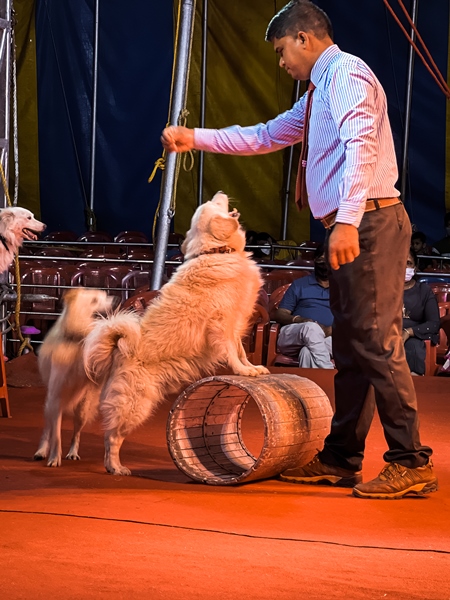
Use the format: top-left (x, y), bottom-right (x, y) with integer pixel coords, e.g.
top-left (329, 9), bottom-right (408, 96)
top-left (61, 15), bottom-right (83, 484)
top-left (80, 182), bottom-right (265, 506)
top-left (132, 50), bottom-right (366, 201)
top-left (411, 232), bottom-right (438, 270)
top-left (403, 249), bottom-right (440, 375)
top-left (274, 245), bottom-right (333, 368)
top-left (432, 212), bottom-right (450, 256)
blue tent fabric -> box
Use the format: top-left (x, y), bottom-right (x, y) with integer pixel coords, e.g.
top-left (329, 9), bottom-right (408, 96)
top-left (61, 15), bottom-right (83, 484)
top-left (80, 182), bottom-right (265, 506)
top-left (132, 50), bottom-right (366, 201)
top-left (312, 0), bottom-right (450, 245)
top-left (35, 0), bottom-right (173, 238)
top-left (34, 1), bottom-right (449, 245)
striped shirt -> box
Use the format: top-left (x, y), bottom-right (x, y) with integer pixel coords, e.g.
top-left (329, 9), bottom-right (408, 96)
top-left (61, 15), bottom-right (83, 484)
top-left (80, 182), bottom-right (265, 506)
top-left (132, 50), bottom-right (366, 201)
top-left (194, 44), bottom-right (400, 228)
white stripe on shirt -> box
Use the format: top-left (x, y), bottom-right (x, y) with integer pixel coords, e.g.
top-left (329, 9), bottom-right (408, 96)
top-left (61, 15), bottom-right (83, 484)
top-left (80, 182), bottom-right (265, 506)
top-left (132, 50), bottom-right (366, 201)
top-left (194, 44), bottom-right (400, 228)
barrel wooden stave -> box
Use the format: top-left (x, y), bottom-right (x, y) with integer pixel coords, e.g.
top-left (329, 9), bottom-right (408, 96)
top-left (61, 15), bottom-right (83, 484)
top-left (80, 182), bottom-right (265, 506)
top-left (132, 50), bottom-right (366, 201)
top-left (167, 374), bottom-right (332, 485)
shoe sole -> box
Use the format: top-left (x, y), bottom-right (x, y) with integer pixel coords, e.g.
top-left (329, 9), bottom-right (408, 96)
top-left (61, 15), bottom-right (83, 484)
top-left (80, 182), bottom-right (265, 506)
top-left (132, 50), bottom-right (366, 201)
top-left (279, 474), bottom-right (362, 488)
top-left (352, 480), bottom-right (439, 499)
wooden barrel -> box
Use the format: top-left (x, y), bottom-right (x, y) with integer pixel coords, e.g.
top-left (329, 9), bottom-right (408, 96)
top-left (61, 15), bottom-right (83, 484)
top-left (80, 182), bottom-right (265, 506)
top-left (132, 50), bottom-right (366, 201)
top-left (167, 373), bottom-right (332, 485)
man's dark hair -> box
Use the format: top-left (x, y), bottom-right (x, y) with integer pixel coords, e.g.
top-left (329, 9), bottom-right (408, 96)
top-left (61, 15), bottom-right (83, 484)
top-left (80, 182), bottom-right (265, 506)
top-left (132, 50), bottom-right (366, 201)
top-left (266, 0), bottom-right (333, 42)
top-left (411, 231), bottom-right (426, 244)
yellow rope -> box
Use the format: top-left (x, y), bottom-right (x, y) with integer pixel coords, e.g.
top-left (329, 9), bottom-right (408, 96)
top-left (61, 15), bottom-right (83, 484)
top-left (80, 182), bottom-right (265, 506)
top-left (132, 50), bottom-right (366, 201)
top-left (0, 162), bottom-right (32, 355)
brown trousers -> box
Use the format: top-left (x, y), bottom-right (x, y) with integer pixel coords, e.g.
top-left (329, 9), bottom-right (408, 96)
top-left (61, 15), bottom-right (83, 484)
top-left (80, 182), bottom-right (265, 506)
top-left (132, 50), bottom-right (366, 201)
top-left (320, 204), bottom-right (432, 471)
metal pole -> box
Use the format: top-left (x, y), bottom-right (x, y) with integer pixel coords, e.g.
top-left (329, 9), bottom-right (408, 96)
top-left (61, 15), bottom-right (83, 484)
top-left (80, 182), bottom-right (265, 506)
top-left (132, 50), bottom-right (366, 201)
top-left (400, 0), bottom-right (419, 204)
top-left (197, 0), bottom-right (208, 206)
top-left (151, 0), bottom-right (196, 290)
top-left (280, 80), bottom-right (301, 240)
top-left (0, 0), bottom-right (11, 355)
top-left (87, 0), bottom-right (100, 231)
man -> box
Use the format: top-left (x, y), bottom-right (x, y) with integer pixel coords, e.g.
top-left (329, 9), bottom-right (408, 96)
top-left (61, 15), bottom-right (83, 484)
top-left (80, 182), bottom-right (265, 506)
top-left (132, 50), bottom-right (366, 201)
top-left (161, 0), bottom-right (436, 499)
top-left (275, 246), bottom-right (333, 368)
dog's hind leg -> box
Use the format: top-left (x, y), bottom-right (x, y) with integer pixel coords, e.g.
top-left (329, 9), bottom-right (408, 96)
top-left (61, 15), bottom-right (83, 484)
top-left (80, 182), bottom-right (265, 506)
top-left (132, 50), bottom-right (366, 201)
top-left (101, 376), bottom-right (161, 476)
top-left (104, 430), bottom-right (130, 476)
top-left (66, 396), bottom-right (89, 460)
top-left (34, 426), bottom-right (50, 461)
top-left (44, 402), bottom-right (63, 467)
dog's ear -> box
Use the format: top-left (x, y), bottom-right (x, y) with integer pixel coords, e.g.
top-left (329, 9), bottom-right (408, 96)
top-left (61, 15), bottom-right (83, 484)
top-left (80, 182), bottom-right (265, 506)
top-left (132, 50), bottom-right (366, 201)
top-left (0, 209), bottom-right (14, 224)
top-left (208, 214), bottom-right (239, 241)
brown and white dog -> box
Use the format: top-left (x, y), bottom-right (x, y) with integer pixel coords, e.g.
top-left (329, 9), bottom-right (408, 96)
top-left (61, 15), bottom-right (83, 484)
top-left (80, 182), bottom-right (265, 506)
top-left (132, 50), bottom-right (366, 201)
top-left (34, 288), bottom-right (118, 467)
top-left (83, 191), bottom-right (269, 475)
top-left (0, 206), bottom-right (46, 272)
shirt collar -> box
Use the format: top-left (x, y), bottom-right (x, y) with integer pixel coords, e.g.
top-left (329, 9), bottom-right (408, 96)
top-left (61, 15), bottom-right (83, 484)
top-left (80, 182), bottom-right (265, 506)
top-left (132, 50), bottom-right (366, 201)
top-left (310, 44), bottom-right (340, 88)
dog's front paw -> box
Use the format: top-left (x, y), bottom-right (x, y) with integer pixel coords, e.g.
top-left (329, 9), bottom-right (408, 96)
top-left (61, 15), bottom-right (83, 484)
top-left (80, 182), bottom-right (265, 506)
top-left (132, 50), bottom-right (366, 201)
top-left (47, 456), bottom-right (62, 467)
top-left (254, 365), bottom-right (270, 375)
top-left (65, 452), bottom-right (80, 461)
top-left (235, 365), bottom-right (266, 377)
top-left (106, 464), bottom-right (132, 476)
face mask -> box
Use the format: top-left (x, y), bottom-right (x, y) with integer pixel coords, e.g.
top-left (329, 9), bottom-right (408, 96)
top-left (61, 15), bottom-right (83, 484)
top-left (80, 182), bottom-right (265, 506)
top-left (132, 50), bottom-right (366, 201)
top-left (260, 243), bottom-right (271, 256)
top-left (314, 262), bottom-right (328, 281)
top-left (405, 267), bottom-right (415, 282)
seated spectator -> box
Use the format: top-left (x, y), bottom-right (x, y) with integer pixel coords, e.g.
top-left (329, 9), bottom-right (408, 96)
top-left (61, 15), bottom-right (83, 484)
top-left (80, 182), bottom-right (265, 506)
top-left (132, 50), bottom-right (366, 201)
top-left (275, 239), bottom-right (298, 261)
top-left (403, 249), bottom-right (440, 375)
top-left (253, 231), bottom-right (277, 258)
top-left (432, 212), bottom-right (450, 256)
top-left (411, 231), bottom-right (438, 270)
top-left (274, 245), bottom-right (333, 368)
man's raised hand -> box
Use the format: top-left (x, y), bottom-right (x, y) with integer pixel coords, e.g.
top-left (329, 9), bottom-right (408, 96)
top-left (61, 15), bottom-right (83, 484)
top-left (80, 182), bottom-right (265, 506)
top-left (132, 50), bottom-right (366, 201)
top-left (161, 126), bottom-right (195, 153)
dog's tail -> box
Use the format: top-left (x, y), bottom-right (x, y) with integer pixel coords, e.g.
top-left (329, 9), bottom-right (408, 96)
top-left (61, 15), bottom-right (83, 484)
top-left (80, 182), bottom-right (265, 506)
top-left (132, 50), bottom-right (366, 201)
top-left (83, 312), bottom-right (141, 382)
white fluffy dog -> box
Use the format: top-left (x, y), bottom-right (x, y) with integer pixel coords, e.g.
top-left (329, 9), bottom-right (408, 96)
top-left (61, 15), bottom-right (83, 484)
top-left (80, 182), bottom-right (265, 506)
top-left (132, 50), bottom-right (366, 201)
top-left (34, 288), bottom-right (117, 467)
top-left (84, 191), bottom-right (269, 475)
top-left (0, 206), bottom-right (46, 271)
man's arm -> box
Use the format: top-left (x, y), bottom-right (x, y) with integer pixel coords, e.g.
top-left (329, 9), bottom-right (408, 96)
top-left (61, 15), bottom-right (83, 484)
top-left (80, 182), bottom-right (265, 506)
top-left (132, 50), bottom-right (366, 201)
top-left (161, 96), bottom-right (308, 156)
top-left (274, 308), bottom-right (313, 327)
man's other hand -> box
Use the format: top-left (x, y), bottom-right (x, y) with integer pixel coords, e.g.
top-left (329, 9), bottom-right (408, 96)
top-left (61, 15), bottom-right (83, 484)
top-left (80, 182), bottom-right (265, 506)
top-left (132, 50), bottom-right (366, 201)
top-left (328, 223), bottom-right (360, 270)
top-left (161, 126), bottom-right (195, 153)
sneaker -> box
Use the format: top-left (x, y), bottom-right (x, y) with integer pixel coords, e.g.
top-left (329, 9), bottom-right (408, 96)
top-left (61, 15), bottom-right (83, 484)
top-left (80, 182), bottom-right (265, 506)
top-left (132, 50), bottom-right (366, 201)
top-left (352, 461), bottom-right (438, 499)
top-left (279, 454), bottom-right (362, 487)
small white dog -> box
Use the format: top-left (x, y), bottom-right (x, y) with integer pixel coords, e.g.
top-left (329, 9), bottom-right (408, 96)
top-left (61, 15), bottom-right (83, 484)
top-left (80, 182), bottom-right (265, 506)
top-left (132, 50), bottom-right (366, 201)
top-left (0, 206), bottom-right (46, 272)
top-left (84, 191), bottom-right (269, 475)
top-left (34, 288), bottom-right (117, 467)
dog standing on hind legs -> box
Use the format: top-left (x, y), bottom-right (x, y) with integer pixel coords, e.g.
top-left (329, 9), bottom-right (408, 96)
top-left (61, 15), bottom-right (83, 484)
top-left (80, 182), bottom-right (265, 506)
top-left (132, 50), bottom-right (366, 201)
top-left (84, 191), bottom-right (270, 476)
top-left (34, 288), bottom-right (118, 467)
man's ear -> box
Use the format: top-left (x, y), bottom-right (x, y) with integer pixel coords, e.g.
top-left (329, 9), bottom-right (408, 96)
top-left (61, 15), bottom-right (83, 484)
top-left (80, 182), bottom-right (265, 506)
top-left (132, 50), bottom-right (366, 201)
top-left (208, 214), bottom-right (239, 240)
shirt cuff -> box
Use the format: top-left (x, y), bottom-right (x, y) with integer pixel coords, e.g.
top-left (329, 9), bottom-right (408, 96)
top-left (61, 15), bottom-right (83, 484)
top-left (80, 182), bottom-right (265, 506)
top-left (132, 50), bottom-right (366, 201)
top-left (335, 202), bottom-right (366, 228)
top-left (193, 128), bottom-right (218, 152)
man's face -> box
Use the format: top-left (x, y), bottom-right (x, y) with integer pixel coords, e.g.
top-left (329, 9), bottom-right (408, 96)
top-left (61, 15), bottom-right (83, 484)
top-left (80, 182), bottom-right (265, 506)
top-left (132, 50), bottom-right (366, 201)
top-left (273, 34), bottom-right (313, 81)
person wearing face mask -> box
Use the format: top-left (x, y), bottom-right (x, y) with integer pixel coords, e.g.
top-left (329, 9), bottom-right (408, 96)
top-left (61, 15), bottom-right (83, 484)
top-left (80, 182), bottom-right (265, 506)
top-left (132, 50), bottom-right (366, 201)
top-left (432, 212), bottom-right (450, 257)
top-left (273, 244), bottom-right (333, 368)
top-left (403, 249), bottom-right (440, 376)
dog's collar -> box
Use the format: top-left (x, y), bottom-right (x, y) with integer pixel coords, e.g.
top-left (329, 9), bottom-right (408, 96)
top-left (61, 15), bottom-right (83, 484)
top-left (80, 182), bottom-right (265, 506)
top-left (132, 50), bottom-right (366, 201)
top-left (0, 233), bottom-right (9, 252)
top-left (196, 246), bottom-right (236, 257)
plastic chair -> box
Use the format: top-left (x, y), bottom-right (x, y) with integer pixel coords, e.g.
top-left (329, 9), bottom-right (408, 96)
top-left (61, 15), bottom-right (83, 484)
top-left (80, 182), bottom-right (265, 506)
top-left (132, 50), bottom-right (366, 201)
top-left (77, 231), bottom-right (113, 242)
top-left (71, 265), bottom-right (133, 298)
top-left (15, 267), bottom-right (62, 336)
top-left (44, 231), bottom-right (78, 242)
top-left (114, 231), bottom-right (149, 244)
top-left (120, 270), bottom-right (153, 301)
top-left (266, 284), bottom-right (300, 367)
top-left (241, 303), bottom-right (270, 365)
top-left (261, 269), bottom-right (309, 295)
